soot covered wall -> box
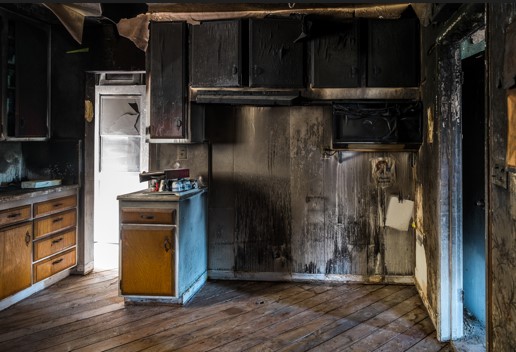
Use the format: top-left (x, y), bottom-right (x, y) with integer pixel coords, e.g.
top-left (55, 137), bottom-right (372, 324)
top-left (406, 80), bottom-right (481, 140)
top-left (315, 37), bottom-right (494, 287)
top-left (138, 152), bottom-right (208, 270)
top-left (153, 105), bottom-right (416, 282)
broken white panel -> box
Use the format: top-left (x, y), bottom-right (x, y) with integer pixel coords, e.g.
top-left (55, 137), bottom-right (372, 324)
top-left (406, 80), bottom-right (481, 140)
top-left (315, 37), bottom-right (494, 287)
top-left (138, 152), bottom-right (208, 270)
top-left (385, 195), bottom-right (414, 231)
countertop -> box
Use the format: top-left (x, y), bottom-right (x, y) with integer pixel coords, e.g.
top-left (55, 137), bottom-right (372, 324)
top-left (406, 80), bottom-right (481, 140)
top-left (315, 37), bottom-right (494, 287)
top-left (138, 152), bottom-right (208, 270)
top-left (0, 184), bottom-right (80, 203)
top-left (117, 188), bottom-right (207, 202)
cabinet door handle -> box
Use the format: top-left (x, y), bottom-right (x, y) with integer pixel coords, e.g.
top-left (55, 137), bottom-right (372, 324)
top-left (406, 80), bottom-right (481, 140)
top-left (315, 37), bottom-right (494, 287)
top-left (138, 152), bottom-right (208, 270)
top-left (53, 203), bottom-right (63, 207)
top-left (176, 119), bottom-right (183, 128)
top-left (232, 65), bottom-right (238, 75)
top-left (52, 258), bottom-right (64, 265)
top-left (141, 214), bottom-right (154, 220)
top-left (25, 232), bottom-right (31, 245)
top-left (7, 212), bottom-right (21, 218)
top-left (52, 237), bottom-right (63, 245)
top-left (163, 238), bottom-right (172, 252)
top-left (52, 217), bottom-right (64, 223)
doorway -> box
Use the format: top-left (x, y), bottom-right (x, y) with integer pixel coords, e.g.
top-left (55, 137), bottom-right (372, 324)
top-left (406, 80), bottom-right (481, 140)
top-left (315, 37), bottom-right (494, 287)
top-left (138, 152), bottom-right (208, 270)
top-left (460, 44), bottom-right (487, 345)
top-left (93, 74), bottom-right (147, 269)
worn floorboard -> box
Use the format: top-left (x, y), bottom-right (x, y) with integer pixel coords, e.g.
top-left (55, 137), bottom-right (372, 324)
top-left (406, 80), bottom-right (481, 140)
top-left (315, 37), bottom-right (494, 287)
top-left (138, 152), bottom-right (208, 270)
top-left (0, 269), bottom-right (449, 352)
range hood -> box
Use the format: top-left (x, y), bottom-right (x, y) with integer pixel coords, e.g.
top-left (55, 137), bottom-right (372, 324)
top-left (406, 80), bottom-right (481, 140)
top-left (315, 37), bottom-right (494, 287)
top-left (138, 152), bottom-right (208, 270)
top-left (192, 89), bottom-right (300, 106)
top-left (332, 100), bottom-right (422, 151)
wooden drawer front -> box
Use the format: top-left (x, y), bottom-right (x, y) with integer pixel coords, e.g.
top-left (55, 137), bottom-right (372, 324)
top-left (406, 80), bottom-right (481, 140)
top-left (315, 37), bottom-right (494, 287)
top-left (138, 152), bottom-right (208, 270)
top-left (0, 205), bottom-right (31, 227)
top-left (34, 195), bottom-right (77, 217)
top-left (34, 209), bottom-right (76, 239)
top-left (33, 247), bottom-right (76, 283)
top-left (33, 228), bottom-right (76, 261)
top-left (121, 208), bottom-right (176, 225)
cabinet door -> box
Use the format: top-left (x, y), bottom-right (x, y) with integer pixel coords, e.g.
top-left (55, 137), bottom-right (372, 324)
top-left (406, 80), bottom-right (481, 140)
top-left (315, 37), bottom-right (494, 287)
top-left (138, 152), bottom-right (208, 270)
top-left (249, 18), bottom-right (304, 88)
top-left (121, 225), bottom-right (175, 296)
top-left (311, 20), bottom-right (361, 88)
top-left (14, 18), bottom-right (49, 137)
top-left (148, 21), bottom-right (186, 139)
top-left (191, 20), bottom-right (243, 87)
top-left (0, 223), bottom-right (32, 299)
top-left (367, 18), bottom-right (419, 87)
top-left (1, 12), bottom-right (49, 138)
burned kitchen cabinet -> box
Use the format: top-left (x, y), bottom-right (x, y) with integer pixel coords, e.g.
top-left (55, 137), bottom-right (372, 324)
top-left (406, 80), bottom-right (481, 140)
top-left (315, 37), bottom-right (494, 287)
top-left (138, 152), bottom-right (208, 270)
top-left (190, 20), bottom-right (245, 87)
top-left (0, 9), bottom-right (50, 140)
top-left (310, 20), bottom-right (362, 88)
top-left (249, 18), bottom-right (304, 88)
top-left (367, 18), bottom-right (419, 87)
top-left (147, 21), bottom-right (187, 140)
top-left (0, 212), bottom-right (32, 300)
top-left (117, 189), bottom-right (208, 304)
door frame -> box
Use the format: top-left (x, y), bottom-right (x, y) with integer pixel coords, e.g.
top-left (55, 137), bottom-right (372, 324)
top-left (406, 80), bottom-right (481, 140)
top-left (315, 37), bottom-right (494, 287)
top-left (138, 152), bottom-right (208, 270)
top-left (93, 83), bottom-right (148, 244)
top-left (81, 71), bottom-right (145, 274)
top-left (434, 5), bottom-right (487, 341)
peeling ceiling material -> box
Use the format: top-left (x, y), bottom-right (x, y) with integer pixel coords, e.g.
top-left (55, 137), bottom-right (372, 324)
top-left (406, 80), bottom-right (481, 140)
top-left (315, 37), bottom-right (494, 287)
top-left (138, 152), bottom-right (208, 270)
top-left (117, 14), bottom-right (151, 51)
top-left (42, 3), bottom-right (101, 44)
top-left (43, 3), bottom-right (433, 52)
top-left (148, 3), bottom-right (412, 22)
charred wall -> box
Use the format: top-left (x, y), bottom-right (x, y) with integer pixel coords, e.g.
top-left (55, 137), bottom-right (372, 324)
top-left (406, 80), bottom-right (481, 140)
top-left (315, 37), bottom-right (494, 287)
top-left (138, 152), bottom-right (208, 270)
top-left (487, 4), bottom-right (516, 351)
top-left (155, 105), bottom-right (416, 280)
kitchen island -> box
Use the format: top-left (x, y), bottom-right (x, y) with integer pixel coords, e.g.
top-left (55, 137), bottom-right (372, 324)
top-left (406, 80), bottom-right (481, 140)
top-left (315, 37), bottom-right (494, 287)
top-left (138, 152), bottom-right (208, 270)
top-left (117, 188), bottom-right (207, 304)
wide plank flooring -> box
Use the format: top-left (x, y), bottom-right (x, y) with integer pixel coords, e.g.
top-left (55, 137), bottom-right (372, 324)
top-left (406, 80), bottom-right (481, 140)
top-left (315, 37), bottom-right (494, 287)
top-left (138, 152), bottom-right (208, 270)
top-left (0, 269), bottom-right (450, 351)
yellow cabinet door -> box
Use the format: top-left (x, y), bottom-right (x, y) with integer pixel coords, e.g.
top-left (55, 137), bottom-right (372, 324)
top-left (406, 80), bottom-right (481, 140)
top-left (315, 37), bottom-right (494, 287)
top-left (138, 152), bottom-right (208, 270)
top-left (120, 225), bottom-right (175, 296)
top-left (0, 223), bottom-right (32, 299)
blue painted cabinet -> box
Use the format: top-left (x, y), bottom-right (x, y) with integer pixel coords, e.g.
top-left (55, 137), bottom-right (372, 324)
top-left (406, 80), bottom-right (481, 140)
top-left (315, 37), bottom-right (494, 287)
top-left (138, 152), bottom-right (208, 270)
top-left (118, 189), bottom-right (207, 304)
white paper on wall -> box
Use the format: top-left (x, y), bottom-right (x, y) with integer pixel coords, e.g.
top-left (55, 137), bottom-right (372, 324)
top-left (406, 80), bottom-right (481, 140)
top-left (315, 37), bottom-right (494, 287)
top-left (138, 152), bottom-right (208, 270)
top-left (385, 195), bottom-right (414, 231)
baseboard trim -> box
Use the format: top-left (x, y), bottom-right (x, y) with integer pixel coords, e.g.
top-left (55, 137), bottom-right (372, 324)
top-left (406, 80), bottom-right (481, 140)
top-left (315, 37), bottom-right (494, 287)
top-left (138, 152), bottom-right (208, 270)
top-left (208, 270), bottom-right (414, 284)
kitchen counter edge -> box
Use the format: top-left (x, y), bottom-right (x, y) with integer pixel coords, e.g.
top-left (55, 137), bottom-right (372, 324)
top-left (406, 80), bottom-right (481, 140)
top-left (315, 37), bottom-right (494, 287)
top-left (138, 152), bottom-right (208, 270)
top-left (0, 185), bottom-right (80, 203)
top-left (117, 188), bottom-right (207, 202)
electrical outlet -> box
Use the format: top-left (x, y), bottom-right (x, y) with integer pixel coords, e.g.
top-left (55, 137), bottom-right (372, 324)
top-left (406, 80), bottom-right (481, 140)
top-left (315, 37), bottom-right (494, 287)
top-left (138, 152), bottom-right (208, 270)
top-left (492, 163), bottom-right (507, 188)
top-left (177, 145), bottom-right (188, 160)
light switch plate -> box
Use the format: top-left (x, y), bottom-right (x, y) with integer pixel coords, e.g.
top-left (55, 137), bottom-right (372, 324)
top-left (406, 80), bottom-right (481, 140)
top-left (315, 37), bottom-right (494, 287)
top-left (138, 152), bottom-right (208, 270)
top-left (177, 145), bottom-right (188, 160)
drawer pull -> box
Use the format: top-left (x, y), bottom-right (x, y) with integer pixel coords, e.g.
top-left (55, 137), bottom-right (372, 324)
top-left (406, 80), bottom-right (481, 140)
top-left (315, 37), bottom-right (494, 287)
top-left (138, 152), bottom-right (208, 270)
top-left (7, 212), bottom-right (21, 218)
top-left (141, 214), bottom-right (154, 220)
top-left (53, 203), bottom-right (63, 207)
top-left (25, 232), bottom-right (31, 245)
top-left (52, 238), bottom-right (63, 245)
top-left (52, 217), bottom-right (64, 223)
top-left (52, 258), bottom-right (64, 265)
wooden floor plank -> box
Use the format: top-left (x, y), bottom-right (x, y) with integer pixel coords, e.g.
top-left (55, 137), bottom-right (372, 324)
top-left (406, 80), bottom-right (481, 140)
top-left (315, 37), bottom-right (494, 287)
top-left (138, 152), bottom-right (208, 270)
top-left (0, 270), bottom-right (449, 352)
top-left (406, 331), bottom-right (449, 352)
top-left (346, 305), bottom-right (430, 351)
top-left (282, 287), bottom-right (421, 352)
top-left (88, 283), bottom-right (305, 352)
top-left (373, 316), bottom-right (437, 351)
top-left (139, 282), bottom-right (360, 352)
top-left (215, 284), bottom-right (388, 352)
top-left (43, 282), bottom-right (295, 352)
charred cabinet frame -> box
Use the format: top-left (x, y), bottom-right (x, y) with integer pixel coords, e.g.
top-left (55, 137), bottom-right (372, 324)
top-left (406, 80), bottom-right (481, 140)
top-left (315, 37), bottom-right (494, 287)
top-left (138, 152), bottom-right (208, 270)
top-left (147, 21), bottom-right (188, 142)
top-left (190, 20), bottom-right (246, 87)
top-left (118, 190), bottom-right (208, 304)
top-left (332, 100), bottom-right (422, 151)
top-left (0, 8), bottom-right (51, 140)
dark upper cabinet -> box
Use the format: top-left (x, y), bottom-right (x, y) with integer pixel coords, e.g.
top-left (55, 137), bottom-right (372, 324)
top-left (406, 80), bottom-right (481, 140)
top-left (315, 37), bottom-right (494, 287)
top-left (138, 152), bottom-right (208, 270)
top-left (249, 18), bottom-right (304, 88)
top-left (148, 21), bottom-right (187, 140)
top-left (1, 10), bottom-right (49, 139)
top-left (310, 20), bottom-right (362, 88)
top-left (190, 20), bottom-right (245, 87)
top-left (367, 18), bottom-right (419, 87)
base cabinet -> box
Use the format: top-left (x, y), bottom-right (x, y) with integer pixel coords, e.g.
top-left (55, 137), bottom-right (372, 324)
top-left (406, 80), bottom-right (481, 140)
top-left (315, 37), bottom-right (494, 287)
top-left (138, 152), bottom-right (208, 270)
top-left (118, 189), bottom-right (207, 304)
top-left (0, 187), bottom-right (78, 307)
top-left (0, 222), bottom-right (32, 300)
top-left (121, 225), bottom-right (176, 296)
